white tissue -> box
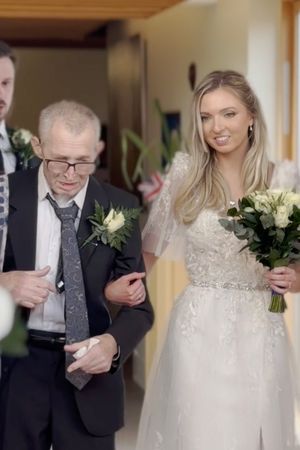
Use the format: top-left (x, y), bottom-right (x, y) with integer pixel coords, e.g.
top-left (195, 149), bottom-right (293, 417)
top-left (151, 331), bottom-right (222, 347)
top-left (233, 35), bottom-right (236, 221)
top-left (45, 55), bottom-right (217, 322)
top-left (73, 337), bottom-right (100, 360)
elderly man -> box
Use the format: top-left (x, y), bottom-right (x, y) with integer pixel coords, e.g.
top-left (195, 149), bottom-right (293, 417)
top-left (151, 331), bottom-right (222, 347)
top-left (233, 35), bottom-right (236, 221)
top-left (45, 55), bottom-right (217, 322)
top-left (0, 100), bottom-right (153, 450)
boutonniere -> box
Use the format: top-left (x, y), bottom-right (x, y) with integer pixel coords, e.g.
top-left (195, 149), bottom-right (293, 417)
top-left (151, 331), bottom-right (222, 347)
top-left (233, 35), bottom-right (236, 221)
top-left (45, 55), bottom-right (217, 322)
top-left (8, 128), bottom-right (35, 169)
top-left (82, 200), bottom-right (141, 251)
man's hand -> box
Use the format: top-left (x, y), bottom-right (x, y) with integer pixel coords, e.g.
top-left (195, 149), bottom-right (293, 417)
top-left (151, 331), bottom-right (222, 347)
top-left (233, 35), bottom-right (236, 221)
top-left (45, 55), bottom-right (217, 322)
top-left (104, 272), bottom-right (146, 306)
top-left (0, 266), bottom-right (56, 308)
top-left (65, 334), bottom-right (118, 375)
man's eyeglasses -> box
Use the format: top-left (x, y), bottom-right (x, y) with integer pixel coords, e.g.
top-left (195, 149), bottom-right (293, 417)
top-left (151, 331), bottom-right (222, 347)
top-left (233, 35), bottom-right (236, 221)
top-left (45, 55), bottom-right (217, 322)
top-left (45, 159), bottom-right (96, 175)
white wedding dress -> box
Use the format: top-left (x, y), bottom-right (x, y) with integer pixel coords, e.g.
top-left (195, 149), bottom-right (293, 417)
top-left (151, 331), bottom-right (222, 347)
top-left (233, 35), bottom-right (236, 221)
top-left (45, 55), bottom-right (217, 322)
top-left (136, 152), bottom-right (300, 450)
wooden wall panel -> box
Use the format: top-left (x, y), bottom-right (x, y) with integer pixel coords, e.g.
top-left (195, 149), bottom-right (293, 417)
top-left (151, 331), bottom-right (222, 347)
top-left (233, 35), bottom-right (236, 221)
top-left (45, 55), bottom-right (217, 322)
top-left (107, 34), bottom-right (146, 190)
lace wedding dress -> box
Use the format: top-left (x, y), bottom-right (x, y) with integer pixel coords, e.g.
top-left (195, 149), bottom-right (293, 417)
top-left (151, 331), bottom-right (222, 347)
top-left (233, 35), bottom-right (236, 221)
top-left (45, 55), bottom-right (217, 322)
top-left (136, 152), bottom-right (300, 450)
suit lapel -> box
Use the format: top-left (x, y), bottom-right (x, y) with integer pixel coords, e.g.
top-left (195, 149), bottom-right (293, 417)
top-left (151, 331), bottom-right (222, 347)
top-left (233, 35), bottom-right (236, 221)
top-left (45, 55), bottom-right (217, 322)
top-left (8, 168), bottom-right (39, 270)
top-left (78, 176), bottom-right (110, 267)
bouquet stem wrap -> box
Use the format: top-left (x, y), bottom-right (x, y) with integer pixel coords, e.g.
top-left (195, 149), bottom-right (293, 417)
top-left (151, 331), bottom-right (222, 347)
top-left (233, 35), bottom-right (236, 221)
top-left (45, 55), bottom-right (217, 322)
top-left (269, 290), bottom-right (287, 313)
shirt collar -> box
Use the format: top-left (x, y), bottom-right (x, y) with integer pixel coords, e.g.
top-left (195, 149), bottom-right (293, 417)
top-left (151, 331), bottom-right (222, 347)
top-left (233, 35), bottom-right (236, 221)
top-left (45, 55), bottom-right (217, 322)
top-left (0, 121), bottom-right (8, 141)
top-left (38, 164), bottom-right (88, 211)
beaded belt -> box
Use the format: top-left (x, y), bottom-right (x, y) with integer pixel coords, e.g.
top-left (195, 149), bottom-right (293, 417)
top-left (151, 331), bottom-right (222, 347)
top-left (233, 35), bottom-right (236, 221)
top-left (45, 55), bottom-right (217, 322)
top-left (191, 280), bottom-right (269, 291)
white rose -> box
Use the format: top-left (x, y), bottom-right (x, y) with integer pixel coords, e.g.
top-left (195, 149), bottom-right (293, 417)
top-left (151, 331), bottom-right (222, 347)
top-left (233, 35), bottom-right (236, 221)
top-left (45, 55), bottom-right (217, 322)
top-left (19, 129), bottom-right (32, 144)
top-left (274, 205), bottom-right (290, 228)
top-left (253, 194), bottom-right (272, 214)
top-left (0, 287), bottom-right (15, 340)
top-left (12, 128), bottom-right (32, 146)
top-left (285, 192), bottom-right (300, 209)
top-left (107, 212), bottom-right (125, 233)
top-left (103, 208), bottom-right (115, 226)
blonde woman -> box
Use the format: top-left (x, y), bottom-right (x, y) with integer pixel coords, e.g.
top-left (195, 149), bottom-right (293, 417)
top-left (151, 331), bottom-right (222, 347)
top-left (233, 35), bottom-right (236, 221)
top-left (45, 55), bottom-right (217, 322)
top-left (106, 70), bottom-right (300, 449)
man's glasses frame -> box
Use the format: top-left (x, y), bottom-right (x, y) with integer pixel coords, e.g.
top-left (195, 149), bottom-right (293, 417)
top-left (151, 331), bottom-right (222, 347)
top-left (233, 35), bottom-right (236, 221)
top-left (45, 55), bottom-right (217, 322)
top-left (44, 159), bottom-right (96, 175)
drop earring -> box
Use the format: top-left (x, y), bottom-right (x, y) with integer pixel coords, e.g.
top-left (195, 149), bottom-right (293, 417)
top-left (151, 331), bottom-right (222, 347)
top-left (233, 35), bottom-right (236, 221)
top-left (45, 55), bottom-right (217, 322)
top-left (249, 124), bottom-right (253, 133)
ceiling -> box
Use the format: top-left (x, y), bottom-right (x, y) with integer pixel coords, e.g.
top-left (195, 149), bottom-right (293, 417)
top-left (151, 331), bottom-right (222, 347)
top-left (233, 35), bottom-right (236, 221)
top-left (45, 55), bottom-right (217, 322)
top-left (0, 0), bottom-right (185, 47)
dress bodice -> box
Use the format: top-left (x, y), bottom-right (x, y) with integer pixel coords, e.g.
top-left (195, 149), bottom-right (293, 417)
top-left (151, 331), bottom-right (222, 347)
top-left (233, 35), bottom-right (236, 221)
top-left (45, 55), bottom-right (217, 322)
top-left (185, 208), bottom-right (266, 288)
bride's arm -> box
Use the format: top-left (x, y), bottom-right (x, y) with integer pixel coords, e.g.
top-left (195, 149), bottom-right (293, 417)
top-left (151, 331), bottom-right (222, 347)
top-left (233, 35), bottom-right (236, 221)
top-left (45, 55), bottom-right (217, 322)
top-left (104, 272), bottom-right (146, 306)
top-left (104, 251), bottom-right (158, 306)
top-left (143, 251), bottom-right (158, 274)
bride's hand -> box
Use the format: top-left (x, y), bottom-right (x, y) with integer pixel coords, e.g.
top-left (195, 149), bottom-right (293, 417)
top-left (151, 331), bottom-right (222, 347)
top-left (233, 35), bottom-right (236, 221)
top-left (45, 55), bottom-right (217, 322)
top-left (104, 272), bottom-right (146, 306)
top-left (264, 266), bottom-right (296, 294)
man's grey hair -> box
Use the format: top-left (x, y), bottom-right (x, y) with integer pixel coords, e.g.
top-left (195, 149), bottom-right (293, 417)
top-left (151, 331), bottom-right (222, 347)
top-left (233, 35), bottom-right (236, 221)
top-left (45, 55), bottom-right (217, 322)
top-left (39, 100), bottom-right (101, 145)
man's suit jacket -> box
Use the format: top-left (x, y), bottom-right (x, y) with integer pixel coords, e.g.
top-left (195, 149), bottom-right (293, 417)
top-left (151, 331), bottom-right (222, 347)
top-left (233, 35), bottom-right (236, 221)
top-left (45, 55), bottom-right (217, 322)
top-left (2, 167), bottom-right (154, 436)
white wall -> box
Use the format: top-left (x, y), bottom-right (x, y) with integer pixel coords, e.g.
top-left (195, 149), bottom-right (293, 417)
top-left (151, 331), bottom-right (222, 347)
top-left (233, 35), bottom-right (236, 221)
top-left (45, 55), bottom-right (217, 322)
top-left (9, 48), bottom-right (108, 136)
top-left (247, 0), bottom-right (281, 159)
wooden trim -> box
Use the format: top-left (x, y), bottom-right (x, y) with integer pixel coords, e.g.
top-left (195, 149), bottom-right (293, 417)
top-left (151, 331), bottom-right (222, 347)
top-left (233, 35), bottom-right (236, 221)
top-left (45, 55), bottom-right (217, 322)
top-left (0, 1), bottom-right (184, 20)
top-left (281, 0), bottom-right (295, 159)
top-left (4, 37), bottom-right (106, 48)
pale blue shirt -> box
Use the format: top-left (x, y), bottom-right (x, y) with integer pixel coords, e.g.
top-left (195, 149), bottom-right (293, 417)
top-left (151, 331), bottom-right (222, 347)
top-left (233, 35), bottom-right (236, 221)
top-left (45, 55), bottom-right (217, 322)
top-left (0, 121), bottom-right (17, 174)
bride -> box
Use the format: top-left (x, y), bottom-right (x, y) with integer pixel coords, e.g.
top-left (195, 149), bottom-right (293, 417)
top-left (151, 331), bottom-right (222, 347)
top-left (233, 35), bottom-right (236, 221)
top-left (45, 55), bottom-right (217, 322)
top-left (106, 70), bottom-right (300, 449)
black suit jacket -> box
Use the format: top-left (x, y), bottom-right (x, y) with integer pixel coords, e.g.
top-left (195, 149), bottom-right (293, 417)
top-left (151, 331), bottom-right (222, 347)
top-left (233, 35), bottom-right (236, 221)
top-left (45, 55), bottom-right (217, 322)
top-left (2, 167), bottom-right (154, 435)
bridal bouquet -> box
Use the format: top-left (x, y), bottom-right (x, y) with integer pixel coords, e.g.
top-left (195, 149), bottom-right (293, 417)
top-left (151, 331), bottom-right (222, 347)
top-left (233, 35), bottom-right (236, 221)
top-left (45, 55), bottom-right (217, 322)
top-left (219, 190), bottom-right (300, 313)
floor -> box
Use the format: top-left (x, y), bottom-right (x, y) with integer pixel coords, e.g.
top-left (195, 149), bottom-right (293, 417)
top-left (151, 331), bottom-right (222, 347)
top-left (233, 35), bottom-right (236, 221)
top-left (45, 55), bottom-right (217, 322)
top-left (116, 378), bottom-right (144, 450)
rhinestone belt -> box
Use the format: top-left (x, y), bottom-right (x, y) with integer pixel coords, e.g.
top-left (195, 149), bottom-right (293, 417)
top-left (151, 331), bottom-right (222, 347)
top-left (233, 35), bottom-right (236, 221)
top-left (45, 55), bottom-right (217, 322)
top-left (191, 280), bottom-right (269, 291)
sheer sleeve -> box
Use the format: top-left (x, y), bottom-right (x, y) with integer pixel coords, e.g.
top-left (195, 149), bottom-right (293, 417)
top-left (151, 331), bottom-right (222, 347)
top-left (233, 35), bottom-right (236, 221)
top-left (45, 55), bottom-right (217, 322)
top-left (270, 159), bottom-right (300, 192)
top-left (142, 151), bottom-right (190, 259)
top-left (0, 175), bottom-right (8, 271)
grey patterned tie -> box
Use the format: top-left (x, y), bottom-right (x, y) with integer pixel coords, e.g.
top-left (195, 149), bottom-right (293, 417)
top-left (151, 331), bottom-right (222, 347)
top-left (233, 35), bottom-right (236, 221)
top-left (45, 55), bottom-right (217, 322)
top-left (46, 193), bottom-right (92, 390)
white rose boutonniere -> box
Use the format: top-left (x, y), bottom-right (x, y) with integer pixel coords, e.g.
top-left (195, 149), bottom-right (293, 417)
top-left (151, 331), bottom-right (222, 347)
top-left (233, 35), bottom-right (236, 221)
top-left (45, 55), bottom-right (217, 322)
top-left (82, 200), bottom-right (141, 251)
top-left (9, 128), bottom-right (35, 169)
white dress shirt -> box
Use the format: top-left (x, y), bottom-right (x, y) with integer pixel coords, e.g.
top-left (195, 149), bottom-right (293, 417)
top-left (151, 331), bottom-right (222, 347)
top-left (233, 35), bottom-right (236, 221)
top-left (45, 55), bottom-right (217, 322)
top-left (0, 121), bottom-right (17, 174)
top-left (27, 165), bottom-right (88, 332)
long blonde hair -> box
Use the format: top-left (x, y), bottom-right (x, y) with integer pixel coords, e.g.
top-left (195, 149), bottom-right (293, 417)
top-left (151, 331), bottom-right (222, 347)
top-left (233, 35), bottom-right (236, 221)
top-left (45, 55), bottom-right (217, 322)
top-left (174, 70), bottom-right (269, 224)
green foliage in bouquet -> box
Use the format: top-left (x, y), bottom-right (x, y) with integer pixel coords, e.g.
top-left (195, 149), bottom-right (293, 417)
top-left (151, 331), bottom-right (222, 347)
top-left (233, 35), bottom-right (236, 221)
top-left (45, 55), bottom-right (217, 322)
top-left (121, 99), bottom-right (182, 191)
top-left (219, 190), bottom-right (300, 313)
top-left (0, 309), bottom-right (27, 356)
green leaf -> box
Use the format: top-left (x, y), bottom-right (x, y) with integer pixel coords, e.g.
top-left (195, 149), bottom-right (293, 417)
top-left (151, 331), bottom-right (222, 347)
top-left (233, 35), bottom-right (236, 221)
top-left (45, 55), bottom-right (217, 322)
top-left (260, 214), bottom-right (274, 229)
top-left (227, 207), bottom-right (238, 217)
top-left (120, 99), bottom-right (182, 192)
top-left (0, 310), bottom-right (28, 356)
top-left (242, 212), bottom-right (257, 224)
top-left (272, 258), bottom-right (290, 268)
top-left (219, 218), bottom-right (235, 232)
top-left (275, 228), bottom-right (285, 244)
